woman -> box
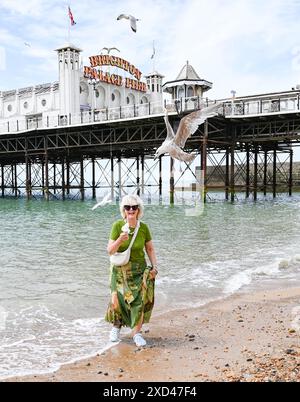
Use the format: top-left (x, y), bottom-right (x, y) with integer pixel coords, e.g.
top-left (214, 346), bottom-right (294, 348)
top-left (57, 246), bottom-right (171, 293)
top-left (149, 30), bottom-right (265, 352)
top-left (105, 194), bottom-right (158, 347)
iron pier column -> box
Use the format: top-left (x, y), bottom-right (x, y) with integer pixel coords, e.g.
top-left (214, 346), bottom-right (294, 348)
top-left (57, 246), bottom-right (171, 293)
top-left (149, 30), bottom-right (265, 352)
top-left (1, 164), bottom-right (4, 197)
top-left (170, 157), bottom-right (175, 205)
top-left (273, 148), bottom-right (277, 198)
top-left (246, 146), bottom-right (250, 198)
top-left (92, 157), bottom-right (96, 200)
top-left (263, 150), bottom-right (268, 196)
top-left (230, 140), bottom-right (235, 203)
top-left (136, 156), bottom-right (140, 196)
top-left (141, 154), bottom-right (145, 196)
top-left (44, 151), bottom-right (49, 201)
top-left (118, 156), bottom-right (122, 201)
top-left (253, 147), bottom-right (258, 201)
top-left (225, 147), bottom-right (230, 201)
top-left (66, 157), bottom-right (70, 197)
top-left (289, 149), bottom-right (293, 197)
top-left (62, 156), bottom-right (66, 201)
top-left (80, 156), bottom-right (85, 201)
top-left (111, 156), bottom-right (114, 201)
top-left (159, 156), bottom-right (162, 202)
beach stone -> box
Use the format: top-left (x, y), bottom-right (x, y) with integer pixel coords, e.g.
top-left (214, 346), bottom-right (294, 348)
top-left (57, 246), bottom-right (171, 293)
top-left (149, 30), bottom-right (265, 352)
top-left (119, 368), bottom-right (124, 372)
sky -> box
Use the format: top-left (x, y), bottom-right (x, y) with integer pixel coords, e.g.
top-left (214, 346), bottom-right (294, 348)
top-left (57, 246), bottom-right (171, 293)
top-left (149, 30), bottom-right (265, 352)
top-left (1, 0), bottom-right (300, 99)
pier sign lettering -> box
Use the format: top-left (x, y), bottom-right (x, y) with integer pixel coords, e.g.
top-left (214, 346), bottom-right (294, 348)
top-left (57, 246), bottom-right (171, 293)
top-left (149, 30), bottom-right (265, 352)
top-left (84, 54), bottom-right (147, 92)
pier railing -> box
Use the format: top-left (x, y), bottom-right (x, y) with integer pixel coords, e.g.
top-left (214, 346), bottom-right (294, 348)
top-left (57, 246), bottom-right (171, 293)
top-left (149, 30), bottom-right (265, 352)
top-left (1, 90), bottom-right (300, 135)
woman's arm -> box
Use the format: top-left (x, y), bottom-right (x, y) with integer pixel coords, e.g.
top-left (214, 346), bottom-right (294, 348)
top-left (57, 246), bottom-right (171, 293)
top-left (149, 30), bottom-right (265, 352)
top-left (107, 232), bottom-right (129, 255)
top-left (145, 240), bottom-right (158, 278)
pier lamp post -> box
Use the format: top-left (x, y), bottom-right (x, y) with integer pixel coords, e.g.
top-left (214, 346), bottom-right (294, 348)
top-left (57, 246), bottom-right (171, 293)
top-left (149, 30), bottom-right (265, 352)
top-left (88, 78), bottom-right (99, 121)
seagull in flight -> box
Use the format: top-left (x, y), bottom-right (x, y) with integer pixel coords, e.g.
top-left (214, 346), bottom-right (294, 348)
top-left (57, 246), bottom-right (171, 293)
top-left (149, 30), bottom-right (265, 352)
top-left (154, 103), bottom-right (221, 163)
top-left (92, 192), bottom-right (112, 210)
top-left (100, 47), bottom-right (120, 54)
top-left (117, 14), bottom-right (139, 32)
top-left (24, 42), bottom-right (31, 47)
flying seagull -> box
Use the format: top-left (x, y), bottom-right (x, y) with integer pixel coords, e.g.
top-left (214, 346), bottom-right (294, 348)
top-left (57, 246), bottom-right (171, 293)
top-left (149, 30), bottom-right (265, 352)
top-left (24, 42), bottom-right (31, 47)
top-left (117, 14), bottom-right (139, 32)
top-left (154, 103), bottom-right (221, 163)
top-left (100, 47), bottom-right (120, 54)
top-left (92, 192), bottom-right (112, 210)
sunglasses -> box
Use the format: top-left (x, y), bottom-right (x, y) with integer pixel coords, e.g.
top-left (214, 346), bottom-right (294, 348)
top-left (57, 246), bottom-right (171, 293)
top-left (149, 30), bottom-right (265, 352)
top-left (124, 205), bottom-right (139, 211)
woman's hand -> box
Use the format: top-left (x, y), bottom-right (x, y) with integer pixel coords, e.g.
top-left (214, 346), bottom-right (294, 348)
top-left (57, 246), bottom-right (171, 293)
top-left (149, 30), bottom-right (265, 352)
top-left (119, 232), bottom-right (129, 243)
top-left (149, 268), bottom-right (158, 280)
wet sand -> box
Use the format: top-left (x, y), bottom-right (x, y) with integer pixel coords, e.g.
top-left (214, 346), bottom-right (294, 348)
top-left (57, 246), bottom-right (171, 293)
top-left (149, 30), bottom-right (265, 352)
top-left (4, 287), bottom-right (300, 382)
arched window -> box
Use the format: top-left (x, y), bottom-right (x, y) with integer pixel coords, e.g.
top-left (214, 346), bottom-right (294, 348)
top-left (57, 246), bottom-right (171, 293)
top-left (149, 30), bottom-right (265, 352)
top-left (178, 87), bottom-right (185, 99)
top-left (187, 86), bottom-right (194, 98)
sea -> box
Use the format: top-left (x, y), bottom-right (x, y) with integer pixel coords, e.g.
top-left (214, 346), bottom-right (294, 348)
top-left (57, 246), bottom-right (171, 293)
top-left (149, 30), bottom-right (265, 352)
top-left (0, 194), bottom-right (300, 380)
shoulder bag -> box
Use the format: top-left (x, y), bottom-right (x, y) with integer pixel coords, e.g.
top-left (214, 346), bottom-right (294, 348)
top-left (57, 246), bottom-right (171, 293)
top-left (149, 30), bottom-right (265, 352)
top-left (110, 221), bottom-right (140, 266)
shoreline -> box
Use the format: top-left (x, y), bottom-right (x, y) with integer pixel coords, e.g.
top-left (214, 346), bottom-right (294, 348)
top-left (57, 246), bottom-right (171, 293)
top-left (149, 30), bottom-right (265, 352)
top-left (4, 285), bottom-right (300, 382)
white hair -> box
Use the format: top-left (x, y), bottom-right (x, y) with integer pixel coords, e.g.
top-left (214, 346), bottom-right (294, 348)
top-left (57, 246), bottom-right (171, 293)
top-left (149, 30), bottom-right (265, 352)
top-left (120, 194), bottom-right (144, 219)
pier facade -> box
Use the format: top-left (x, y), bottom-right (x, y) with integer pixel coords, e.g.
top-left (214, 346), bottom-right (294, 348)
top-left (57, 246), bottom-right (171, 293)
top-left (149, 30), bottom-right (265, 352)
top-left (0, 44), bottom-right (300, 203)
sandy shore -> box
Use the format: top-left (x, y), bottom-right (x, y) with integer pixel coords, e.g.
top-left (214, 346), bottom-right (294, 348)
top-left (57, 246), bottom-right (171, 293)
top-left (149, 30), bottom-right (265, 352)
top-left (4, 286), bottom-right (300, 382)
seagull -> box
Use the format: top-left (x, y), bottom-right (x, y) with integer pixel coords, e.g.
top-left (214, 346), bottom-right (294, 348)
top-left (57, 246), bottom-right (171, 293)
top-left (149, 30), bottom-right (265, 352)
top-left (92, 192), bottom-right (112, 210)
top-left (117, 14), bottom-right (139, 33)
top-left (154, 103), bottom-right (221, 163)
top-left (24, 42), bottom-right (31, 47)
top-left (100, 47), bottom-right (120, 54)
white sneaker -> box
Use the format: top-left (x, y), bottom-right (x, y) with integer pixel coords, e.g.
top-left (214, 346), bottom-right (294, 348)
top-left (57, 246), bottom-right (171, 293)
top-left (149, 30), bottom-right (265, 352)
top-left (109, 326), bottom-right (121, 342)
top-left (133, 333), bottom-right (147, 347)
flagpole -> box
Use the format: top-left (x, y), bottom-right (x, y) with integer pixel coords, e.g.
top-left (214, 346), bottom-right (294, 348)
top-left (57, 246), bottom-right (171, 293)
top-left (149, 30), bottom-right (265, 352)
top-left (152, 40), bottom-right (155, 71)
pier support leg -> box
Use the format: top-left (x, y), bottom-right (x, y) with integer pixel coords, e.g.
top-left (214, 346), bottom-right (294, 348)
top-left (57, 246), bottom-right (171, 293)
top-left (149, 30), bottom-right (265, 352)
top-left (53, 163), bottom-right (57, 195)
top-left (26, 155), bottom-right (32, 200)
top-left (230, 143), bottom-right (235, 203)
top-left (273, 148), bottom-right (277, 199)
top-left (141, 155), bottom-right (145, 196)
top-left (80, 156), bottom-right (85, 201)
top-left (136, 156), bottom-right (140, 196)
top-left (111, 156), bottom-right (114, 201)
top-left (44, 152), bottom-right (49, 201)
top-left (1, 164), bottom-right (4, 198)
top-left (225, 147), bottom-right (230, 201)
top-left (66, 157), bottom-right (70, 197)
top-left (246, 146), bottom-right (250, 199)
top-left (254, 147), bottom-right (258, 201)
top-left (170, 157), bottom-right (175, 205)
top-left (159, 156), bottom-right (162, 203)
top-left (263, 150), bottom-right (268, 196)
top-left (92, 157), bottom-right (96, 200)
top-left (62, 157), bottom-right (66, 201)
top-left (118, 157), bottom-right (122, 201)
top-left (289, 149), bottom-right (293, 197)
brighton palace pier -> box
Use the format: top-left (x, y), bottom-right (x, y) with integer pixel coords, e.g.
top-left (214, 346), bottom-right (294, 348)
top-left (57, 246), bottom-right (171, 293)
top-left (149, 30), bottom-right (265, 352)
top-left (1, 43), bottom-right (300, 202)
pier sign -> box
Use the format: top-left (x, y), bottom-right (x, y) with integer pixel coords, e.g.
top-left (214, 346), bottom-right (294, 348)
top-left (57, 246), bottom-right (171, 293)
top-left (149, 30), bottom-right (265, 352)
top-left (84, 54), bottom-right (147, 92)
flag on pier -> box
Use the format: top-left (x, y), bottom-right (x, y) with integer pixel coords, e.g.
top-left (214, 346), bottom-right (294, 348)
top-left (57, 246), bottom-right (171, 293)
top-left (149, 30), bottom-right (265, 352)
top-left (68, 6), bottom-right (76, 26)
top-left (151, 41), bottom-right (156, 59)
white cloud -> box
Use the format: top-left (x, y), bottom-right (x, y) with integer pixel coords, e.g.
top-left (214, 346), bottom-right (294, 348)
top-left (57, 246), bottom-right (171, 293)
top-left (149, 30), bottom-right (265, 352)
top-left (1, 0), bottom-right (300, 96)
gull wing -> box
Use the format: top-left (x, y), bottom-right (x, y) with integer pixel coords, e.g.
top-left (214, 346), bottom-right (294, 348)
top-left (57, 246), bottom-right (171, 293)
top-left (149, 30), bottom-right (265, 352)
top-left (109, 47), bottom-right (120, 52)
top-left (174, 103), bottom-right (220, 148)
top-left (129, 16), bottom-right (137, 32)
top-left (164, 111), bottom-right (176, 140)
top-left (117, 14), bottom-right (129, 20)
top-left (169, 146), bottom-right (196, 163)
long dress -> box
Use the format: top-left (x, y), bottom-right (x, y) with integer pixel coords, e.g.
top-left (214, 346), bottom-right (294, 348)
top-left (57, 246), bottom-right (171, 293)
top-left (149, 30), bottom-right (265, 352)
top-left (105, 220), bottom-right (155, 329)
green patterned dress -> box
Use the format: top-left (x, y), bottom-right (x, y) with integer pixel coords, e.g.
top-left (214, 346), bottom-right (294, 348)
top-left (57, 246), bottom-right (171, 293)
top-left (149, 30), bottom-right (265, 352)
top-left (105, 220), bottom-right (155, 329)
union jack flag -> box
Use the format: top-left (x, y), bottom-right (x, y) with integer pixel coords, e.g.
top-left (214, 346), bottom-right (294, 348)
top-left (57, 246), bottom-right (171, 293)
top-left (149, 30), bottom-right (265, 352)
top-left (68, 6), bottom-right (76, 26)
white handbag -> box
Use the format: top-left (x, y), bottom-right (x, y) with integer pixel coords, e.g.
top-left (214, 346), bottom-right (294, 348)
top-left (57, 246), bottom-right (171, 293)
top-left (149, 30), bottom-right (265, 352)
top-left (110, 221), bottom-right (140, 266)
